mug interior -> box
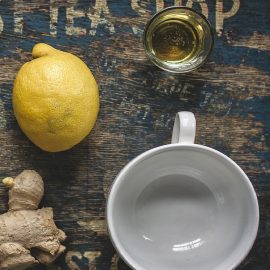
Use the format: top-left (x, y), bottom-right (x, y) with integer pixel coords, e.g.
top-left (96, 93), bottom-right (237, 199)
top-left (107, 144), bottom-right (259, 270)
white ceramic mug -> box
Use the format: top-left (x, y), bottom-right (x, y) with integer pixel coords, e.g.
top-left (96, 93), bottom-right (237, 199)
top-left (107, 112), bottom-right (259, 270)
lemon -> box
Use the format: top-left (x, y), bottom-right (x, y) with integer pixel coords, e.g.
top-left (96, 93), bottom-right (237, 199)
top-left (13, 43), bottom-right (99, 152)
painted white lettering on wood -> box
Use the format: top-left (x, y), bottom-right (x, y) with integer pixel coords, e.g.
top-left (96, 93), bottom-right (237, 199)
top-left (131, 0), bottom-right (146, 14)
top-left (111, 254), bottom-right (119, 270)
top-left (84, 251), bottom-right (101, 269)
top-left (156, 0), bottom-right (164, 11)
top-left (0, 15), bottom-right (3, 34)
top-left (216, 0), bottom-right (240, 35)
top-left (50, 0), bottom-right (58, 36)
top-left (47, 250), bottom-right (131, 270)
top-left (66, 5), bottom-right (86, 35)
top-left (185, 0), bottom-right (209, 18)
top-left (5, 0), bottom-right (241, 37)
top-left (65, 251), bottom-right (82, 270)
top-left (14, 0), bottom-right (23, 34)
top-left (87, 0), bottom-right (115, 36)
top-left (174, 0), bottom-right (184, 6)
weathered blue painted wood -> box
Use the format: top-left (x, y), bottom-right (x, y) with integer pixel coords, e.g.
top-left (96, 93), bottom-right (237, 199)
top-left (0, 1), bottom-right (269, 269)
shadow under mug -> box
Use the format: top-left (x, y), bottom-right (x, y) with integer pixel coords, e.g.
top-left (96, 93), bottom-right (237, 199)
top-left (107, 112), bottom-right (259, 270)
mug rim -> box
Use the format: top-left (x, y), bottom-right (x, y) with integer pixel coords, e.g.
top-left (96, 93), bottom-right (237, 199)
top-left (106, 143), bottom-right (259, 270)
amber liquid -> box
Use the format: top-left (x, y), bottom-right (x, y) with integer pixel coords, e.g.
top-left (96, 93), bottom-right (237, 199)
top-left (151, 17), bottom-right (200, 63)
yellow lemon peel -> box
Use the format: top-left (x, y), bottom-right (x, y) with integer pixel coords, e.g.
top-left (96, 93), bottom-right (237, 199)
top-left (13, 43), bottom-right (99, 152)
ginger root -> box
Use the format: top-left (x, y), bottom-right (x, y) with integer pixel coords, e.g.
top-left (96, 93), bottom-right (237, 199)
top-left (2, 177), bottom-right (14, 188)
top-left (0, 170), bottom-right (66, 270)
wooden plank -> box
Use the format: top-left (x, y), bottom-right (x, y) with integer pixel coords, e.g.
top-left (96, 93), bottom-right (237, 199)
top-left (0, 0), bottom-right (269, 269)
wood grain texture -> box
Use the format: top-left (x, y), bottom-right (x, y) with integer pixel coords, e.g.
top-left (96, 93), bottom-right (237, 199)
top-left (0, 0), bottom-right (269, 269)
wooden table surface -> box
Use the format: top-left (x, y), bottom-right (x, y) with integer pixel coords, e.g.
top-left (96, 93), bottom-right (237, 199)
top-left (0, 1), bottom-right (269, 269)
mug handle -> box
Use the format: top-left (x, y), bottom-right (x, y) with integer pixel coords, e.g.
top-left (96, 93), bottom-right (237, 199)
top-left (171, 112), bottom-right (196, 144)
